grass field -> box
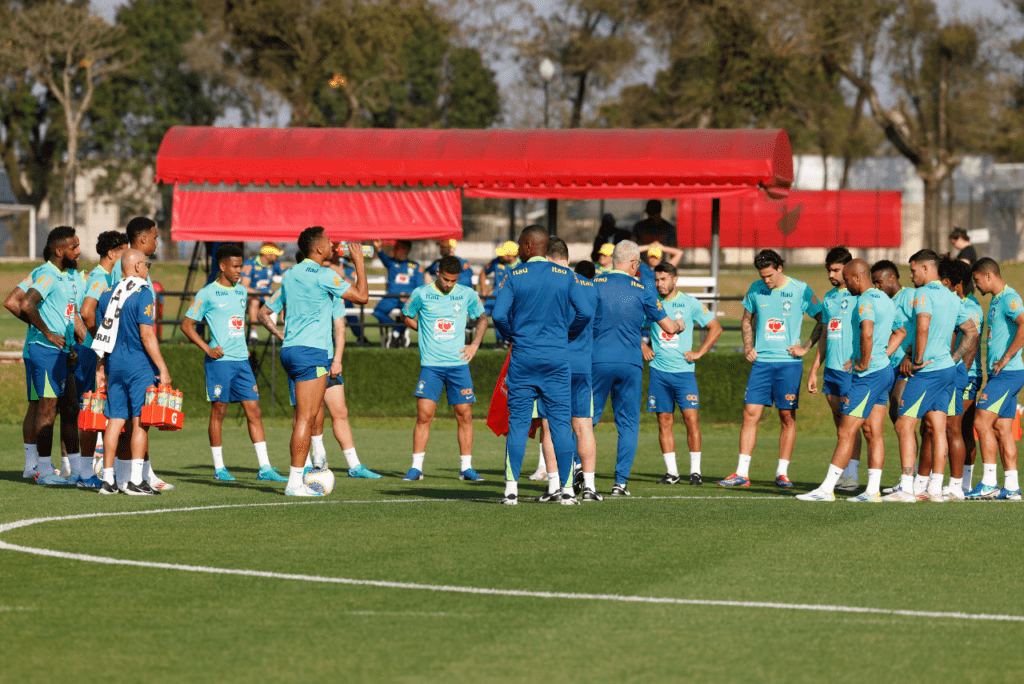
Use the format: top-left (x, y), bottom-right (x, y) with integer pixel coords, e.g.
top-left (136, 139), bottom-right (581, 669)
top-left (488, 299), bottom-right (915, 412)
top-left (3, 417), bottom-right (1024, 683)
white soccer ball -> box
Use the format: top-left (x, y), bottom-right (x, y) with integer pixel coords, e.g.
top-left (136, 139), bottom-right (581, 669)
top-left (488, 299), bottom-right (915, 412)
top-left (303, 467), bottom-right (335, 495)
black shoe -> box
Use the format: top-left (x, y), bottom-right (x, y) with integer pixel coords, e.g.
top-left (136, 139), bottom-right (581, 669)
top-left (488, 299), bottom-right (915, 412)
top-left (610, 483), bottom-right (631, 497)
top-left (356, 336), bottom-right (371, 347)
top-left (581, 488), bottom-right (604, 502)
top-left (657, 473), bottom-right (680, 485)
top-left (535, 490), bottom-right (560, 503)
top-left (124, 481), bottom-right (155, 496)
top-left (558, 492), bottom-right (579, 505)
top-left (138, 481), bottom-right (161, 495)
top-left (98, 481), bottom-right (119, 495)
top-left (573, 468), bottom-right (584, 495)
top-left (498, 494), bottom-right (518, 505)
top-left (689, 473), bottom-right (703, 486)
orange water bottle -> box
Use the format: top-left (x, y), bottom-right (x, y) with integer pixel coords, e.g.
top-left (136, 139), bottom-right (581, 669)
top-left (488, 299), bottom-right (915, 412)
top-left (175, 390), bottom-right (183, 411)
top-left (94, 389), bottom-right (106, 414)
top-left (145, 385), bottom-right (157, 405)
top-left (81, 391), bottom-right (93, 413)
top-left (157, 384), bottom-right (170, 407)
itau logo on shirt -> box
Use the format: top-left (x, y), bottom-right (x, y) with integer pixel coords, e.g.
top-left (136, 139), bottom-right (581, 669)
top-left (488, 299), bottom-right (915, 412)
top-left (433, 318), bottom-right (456, 340)
top-left (228, 316), bottom-right (244, 337)
top-left (765, 318), bottom-right (786, 340)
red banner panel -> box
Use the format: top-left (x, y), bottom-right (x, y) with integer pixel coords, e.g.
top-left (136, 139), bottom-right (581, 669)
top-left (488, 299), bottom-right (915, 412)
top-left (676, 190), bottom-right (901, 248)
top-left (171, 189), bottom-right (462, 242)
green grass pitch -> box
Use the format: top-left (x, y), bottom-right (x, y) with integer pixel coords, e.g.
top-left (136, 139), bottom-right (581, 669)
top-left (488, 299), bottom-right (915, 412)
top-left (2, 417), bottom-right (1024, 683)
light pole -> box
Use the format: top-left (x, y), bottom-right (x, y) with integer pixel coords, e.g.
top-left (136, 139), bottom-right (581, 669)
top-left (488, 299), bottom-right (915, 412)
top-left (539, 58), bottom-right (555, 129)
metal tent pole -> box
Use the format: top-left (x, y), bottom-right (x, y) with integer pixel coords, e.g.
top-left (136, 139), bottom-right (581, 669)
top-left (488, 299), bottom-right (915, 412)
top-left (710, 198), bottom-right (721, 318)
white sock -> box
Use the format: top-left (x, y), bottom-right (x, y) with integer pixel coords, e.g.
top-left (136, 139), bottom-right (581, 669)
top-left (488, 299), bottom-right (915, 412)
top-left (211, 446), bottom-right (225, 470)
top-left (37, 455), bottom-right (53, 476)
top-left (254, 442), bottom-right (270, 468)
top-left (288, 465), bottom-right (304, 489)
top-left (689, 452), bottom-right (701, 475)
top-left (24, 443), bottom-right (37, 470)
top-left (102, 467), bottom-right (114, 485)
top-left (537, 445), bottom-right (545, 471)
top-left (963, 464), bottom-right (974, 492)
top-left (412, 452), bottom-right (425, 471)
top-left (77, 454), bottom-right (91, 479)
top-left (561, 485), bottom-right (574, 497)
top-left (928, 473), bottom-right (943, 496)
top-left (114, 459), bottom-right (129, 489)
top-left (504, 480), bottom-right (518, 497)
top-left (949, 477), bottom-right (963, 492)
top-left (130, 459), bottom-right (144, 486)
top-left (821, 464), bottom-right (843, 495)
top-left (304, 454), bottom-right (312, 468)
top-left (547, 472), bottom-right (559, 494)
top-left (736, 454), bottom-right (752, 478)
top-left (1005, 470), bottom-right (1019, 492)
top-left (459, 455), bottom-right (472, 472)
top-left (310, 434), bottom-right (326, 458)
top-left (776, 459), bottom-right (790, 478)
top-left (583, 472), bottom-right (596, 491)
top-left (913, 474), bottom-right (929, 495)
top-left (982, 463), bottom-right (998, 487)
top-left (343, 448), bottom-right (360, 469)
top-left (843, 459), bottom-right (860, 479)
top-left (662, 452), bottom-right (678, 476)
top-left (144, 461), bottom-right (162, 485)
top-left (899, 473), bottom-right (915, 493)
top-left (67, 452), bottom-right (82, 479)
top-left (866, 469), bottom-right (883, 496)
top-left (61, 456), bottom-right (71, 475)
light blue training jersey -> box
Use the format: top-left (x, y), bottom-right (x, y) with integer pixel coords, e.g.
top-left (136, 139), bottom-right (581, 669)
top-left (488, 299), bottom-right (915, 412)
top-left (742, 276), bottom-right (822, 363)
top-left (985, 285), bottom-right (1024, 374)
top-left (266, 259), bottom-right (351, 353)
top-left (649, 292), bottom-right (715, 374)
top-left (909, 280), bottom-right (961, 373)
top-left (956, 294), bottom-right (984, 379)
top-left (890, 287), bottom-right (915, 369)
top-left (822, 286), bottom-right (855, 371)
top-left (851, 288), bottom-right (896, 377)
top-left (26, 261), bottom-right (78, 352)
top-left (185, 281), bottom-right (250, 362)
top-left (403, 282), bottom-right (485, 368)
top-left (16, 267), bottom-right (44, 359)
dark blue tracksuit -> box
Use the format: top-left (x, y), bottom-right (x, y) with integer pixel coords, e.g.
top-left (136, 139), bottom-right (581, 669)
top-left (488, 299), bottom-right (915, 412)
top-left (592, 270), bottom-right (667, 484)
top-left (373, 253), bottom-right (423, 335)
top-left (492, 257), bottom-right (592, 487)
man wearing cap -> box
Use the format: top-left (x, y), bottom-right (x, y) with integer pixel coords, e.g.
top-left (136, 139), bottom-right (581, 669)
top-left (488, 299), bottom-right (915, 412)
top-left (632, 200), bottom-right (677, 247)
top-left (596, 242), bottom-right (614, 274)
top-left (372, 239), bottom-right (424, 348)
top-left (241, 242), bottom-right (285, 343)
top-left (426, 240), bottom-right (474, 288)
top-left (482, 241), bottom-right (520, 350)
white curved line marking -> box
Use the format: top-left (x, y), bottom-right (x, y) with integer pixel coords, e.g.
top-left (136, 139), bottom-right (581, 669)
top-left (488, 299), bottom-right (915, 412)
top-left (2, 501), bottom-right (1022, 623)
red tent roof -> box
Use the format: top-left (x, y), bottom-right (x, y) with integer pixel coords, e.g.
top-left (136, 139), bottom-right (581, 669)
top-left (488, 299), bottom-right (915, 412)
top-left (155, 127), bottom-right (792, 199)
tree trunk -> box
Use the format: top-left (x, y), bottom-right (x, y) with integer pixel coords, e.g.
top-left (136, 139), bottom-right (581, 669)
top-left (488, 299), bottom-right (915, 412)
top-left (569, 71), bottom-right (587, 129)
top-left (921, 173), bottom-right (942, 252)
top-left (63, 120), bottom-right (78, 226)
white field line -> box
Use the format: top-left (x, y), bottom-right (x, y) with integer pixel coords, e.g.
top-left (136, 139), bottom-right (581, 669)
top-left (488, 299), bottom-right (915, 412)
top-left (2, 502), bottom-right (1022, 623)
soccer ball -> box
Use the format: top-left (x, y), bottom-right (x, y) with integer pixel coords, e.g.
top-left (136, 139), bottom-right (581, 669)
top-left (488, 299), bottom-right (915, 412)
top-left (303, 467), bottom-right (335, 495)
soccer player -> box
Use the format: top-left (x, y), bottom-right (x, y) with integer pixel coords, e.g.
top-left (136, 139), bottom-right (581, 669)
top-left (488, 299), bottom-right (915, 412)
top-left (240, 242), bottom-right (285, 343)
top-left (400, 255), bottom-right (488, 481)
top-left (595, 242), bottom-right (614, 274)
top-left (637, 243), bottom-right (683, 291)
top-left (965, 258), bottom-right (1024, 500)
top-left (181, 244), bottom-right (289, 483)
top-left (259, 227), bottom-right (368, 496)
top-left (870, 260), bottom-right (916, 426)
top-left (720, 249), bottom-right (823, 489)
top-left (797, 259), bottom-right (896, 502)
top-left (482, 241), bottom-right (519, 350)
top-left (78, 230), bottom-right (128, 481)
top-left (592, 241), bottom-right (683, 496)
top-left (18, 227), bottom-right (85, 487)
top-left (956, 265), bottom-right (985, 493)
top-left (425, 239), bottom-right (474, 288)
top-left (492, 226), bottom-right (593, 505)
top-left (94, 249), bottom-right (171, 495)
top-left (642, 261), bottom-right (722, 486)
top-left (807, 247), bottom-right (862, 490)
top-left (883, 250), bottom-right (978, 503)
top-left (371, 239), bottom-right (423, 348)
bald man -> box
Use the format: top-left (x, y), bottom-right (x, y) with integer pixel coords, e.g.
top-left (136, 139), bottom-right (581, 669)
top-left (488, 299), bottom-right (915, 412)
top-left (798, 260), bottom-right (896, 501)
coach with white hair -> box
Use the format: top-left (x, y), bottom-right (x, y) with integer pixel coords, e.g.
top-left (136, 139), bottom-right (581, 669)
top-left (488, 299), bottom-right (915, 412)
top-left (591, 240), bottom-right (683, 496)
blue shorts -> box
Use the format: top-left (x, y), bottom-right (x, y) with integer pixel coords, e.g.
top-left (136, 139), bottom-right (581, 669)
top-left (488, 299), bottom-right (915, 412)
top-left (977, 369), bottom-right (1024, 419)
top-left (822, 367), bottom-right (852, 398)
top-left (106, 364), bottom-right (158, 420)
top-left (947, 363), bottom-right (969, 417)
top-left (24, 355), bottom-right (39, 401)
top-left (415, 365), bottom-right (474, 405)
top-left (74, 345), bottom-right (98, 402)
top-left (288, 374), bottom-right (342, 406)
top-left (206, 359), bottom-right (260, 403)
top-left (842, 366), bottom-right (895, 418)
top-left (898, 366), bottom-right (956, 419)
top-left (963, 376), bottom-right (980, 403)
top-left (571, 373), bottom-right (592, 418)
top-left (26, 343), bottom-right (68, 399)
top-left (647, 367), bottom-right (699, 413)
top-left (744, 361), bottom-right (802, 409)
top-left (280, 345), bottom-right (329, 383)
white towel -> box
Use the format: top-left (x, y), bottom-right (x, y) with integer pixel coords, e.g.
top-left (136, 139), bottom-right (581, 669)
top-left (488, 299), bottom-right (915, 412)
top-left (91, 277), bottom-right (147, 359)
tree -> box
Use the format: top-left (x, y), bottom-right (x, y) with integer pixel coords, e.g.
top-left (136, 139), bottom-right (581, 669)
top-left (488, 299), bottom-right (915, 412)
top-left (1, 1), bottom-right (132, 224)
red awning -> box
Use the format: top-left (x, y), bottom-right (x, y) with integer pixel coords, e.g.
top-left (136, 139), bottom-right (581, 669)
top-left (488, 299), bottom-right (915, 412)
top-left (171, 189), bottom-right (461, 242)
top-left (676, 191), bottom-right (902, 248)
top-left (155, 127), bottom-right (793, 198)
